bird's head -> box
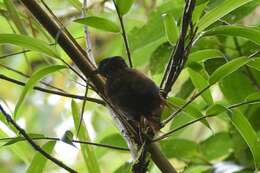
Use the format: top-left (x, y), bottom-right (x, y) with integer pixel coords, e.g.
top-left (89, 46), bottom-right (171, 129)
top-left (97, 56), bottom-right (128, 78)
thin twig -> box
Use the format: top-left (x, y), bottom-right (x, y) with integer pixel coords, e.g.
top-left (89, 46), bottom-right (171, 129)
top-left (233, 37), bottom-right (260, 90)
top-left (162, 85), bottom-right (211, 126)
top-left (0, 136), bottom-right (129, 151)
top-left (112, 0), bottom-right (133, 68)
top-left (154, 99), bottom-right (260, 142)
top-left (0, 74), bottom-right (105, 105)
top-left (0, 104), bottom-right (77, 173)
top-left (0, 63), bottom-right (66, 93)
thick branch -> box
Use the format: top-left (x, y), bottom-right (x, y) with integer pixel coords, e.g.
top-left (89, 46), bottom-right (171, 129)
top-left (19, 1), bottom-right (176, 172)
top-left (160, 0), bottom-right (196, 97)
top-left (0, 104), bottom-right (77, 173)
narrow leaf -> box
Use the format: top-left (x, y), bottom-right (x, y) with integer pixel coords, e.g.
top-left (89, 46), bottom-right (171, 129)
top-left (168, 97), bottom-right (211, 128)
top-left (209, 57), bottom-right (251, 84)
top-left (4, 0), bottom-right (27, 35)
top-left (229, 110), bottom-right (260, 168)
top-left (198, 0), bottom-right (253, 32)
top-left (67, 0), bottom-right (82, 10)
top-left (26, 141), bottom-right (56, 173)
top-left (14, 65), bottom-right (66, 118)
top-left (206, 104), bottom-right (227, 116)
top-left (188, 68), bottom-right (213, 104)
top-left (71, 100), bottom-right (100, 173)
top-left (204, 26), bottom-right (260, 45)
top-left (74, 16), bottom-right (120, 33)
top-left (187, 49), bottom-right (224, 65)
top-left (0, 34), bottom-right (59, 58)
top-left (162, 13), bottom-right (179, 45)
top-left (115, 0), bottom-right (134, 15)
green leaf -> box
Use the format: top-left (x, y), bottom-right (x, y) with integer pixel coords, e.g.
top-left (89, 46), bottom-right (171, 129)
top-left (188, 68), bottom-right (213, 104)
top-left (114, 162), bottom-right (131, 173)
top-left (246, 92), bottom-right (260, 104)
top-left (26, 141), bottom-right (56, 173)
top-left (74, 16), bottom-right (120, 33)
top-left (209, 57), bottom-right (251, 85)
top-left (115, 0), bottom-right (134, 15)
top-left (167, 97), bottom-right (210, 128)
top-left (197, 0), bottom-right (253, 32)
top-left (71, 100), bottom-right (100, 173)
top-left (2, 134), bottom-right (45, 147)
top-left (248, 57), bottom-right (260, 71)
top-left (160, 138), bottom-right (198, 160)
top-left (162, 13), bottom-right (179, 45)
top-left (4, 0), bottom-right (27, 35)
top-left (183, 165), bottom-right (211, 173)
top-left (200, 132), bottom-right (234, 161)
top-left (67, 0), bottom-right (82, 10)
top-left (95, 134), bottom-right (127, 158)
top-left (229, 110), bottom-right (260, 168)
top-left (206, 104), bottom-right (227, 116)
top-left (187, 49), bottom-right (224, 66)
top-left (14, 65), bottom-right (66, 118)
top-left (0, 34), bottom-right (59, 58)
top-left (204, 26), bottom-right (260, 45)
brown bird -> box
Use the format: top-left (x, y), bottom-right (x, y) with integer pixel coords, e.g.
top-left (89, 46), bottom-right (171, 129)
top-left (97, 56), bottom-right (164, 132)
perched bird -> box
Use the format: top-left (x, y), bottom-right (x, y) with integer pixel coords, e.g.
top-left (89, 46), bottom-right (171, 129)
top-left (97, 56), bottom-right (164, 132)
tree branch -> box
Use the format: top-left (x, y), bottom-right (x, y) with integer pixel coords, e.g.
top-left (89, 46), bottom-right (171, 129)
top-left (19, 1), bottom-right (176, 172)
top-left (160, 0), bottom-right (196, 97)
top-left (0, 74), bottom-right (105, 105)
top-left (0, 104), bottom-right (77, 173)
top-left (0, 136), bottom-right (129, 151)
top-left (112, 0), bottom-right (133, 68)
top-left (155, 99), bottom-right (260, 142)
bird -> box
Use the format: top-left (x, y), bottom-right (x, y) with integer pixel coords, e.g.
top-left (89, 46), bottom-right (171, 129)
top-left (97, 56), bottom-right (164, 132)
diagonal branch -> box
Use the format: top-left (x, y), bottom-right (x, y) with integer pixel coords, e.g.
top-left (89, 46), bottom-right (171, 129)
top-left (0, 104), bottom-right (77, 173)
top-left (160, 0), bottom-right (196, 97)
top-left (19, 1), bottom-right (176, 172)
top-left (0, 74), bottom-right (105, 105)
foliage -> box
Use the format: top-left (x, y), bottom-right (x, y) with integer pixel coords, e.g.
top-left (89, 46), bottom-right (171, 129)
top-left (0, 0), bottom-right (260, 172)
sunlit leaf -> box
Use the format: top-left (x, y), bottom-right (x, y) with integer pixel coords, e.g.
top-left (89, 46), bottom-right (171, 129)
top-left (162, 13), bottom-right (179, 45)
top-left (204, 26), bottom-right (260, 45)
top-left (167, 97), bottom-right (211, 128)
top-left (0, 34), bottom-right (59, 58)
top-left (188, 68), bottom-right (213, 104)
top-left (160, 138), bottom-right (198, 159)
top-left (187, 49), bottom-right (224, 65)
top-left (74, 16), bottom-right (120, 33)
top-left (71, 100), bottom-right (100, 173)
top-left (209, 57), bottom-right (251, 84)
top-left (229, 110), bottom-right (260, 168)
top-left (14, 65), bottom-right (66, 118)
top-left (26, 141), bottom-right (56, 173)
top-left (115, 0), bottom-right (134, 15)
top-left (198, 0), bottom-right (253, 32)
top-left (200, 132), bottom-right (234, 161)
top-left (206, 104), bottom-right (227, 116)
top-left (67, 0), bottom-right (82, 10)
top-left (4, 0), bottom-right (27, 35)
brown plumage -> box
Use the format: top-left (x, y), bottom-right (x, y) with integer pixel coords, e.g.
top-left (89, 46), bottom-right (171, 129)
top-left (97, 56), bottom-right (164, 131)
